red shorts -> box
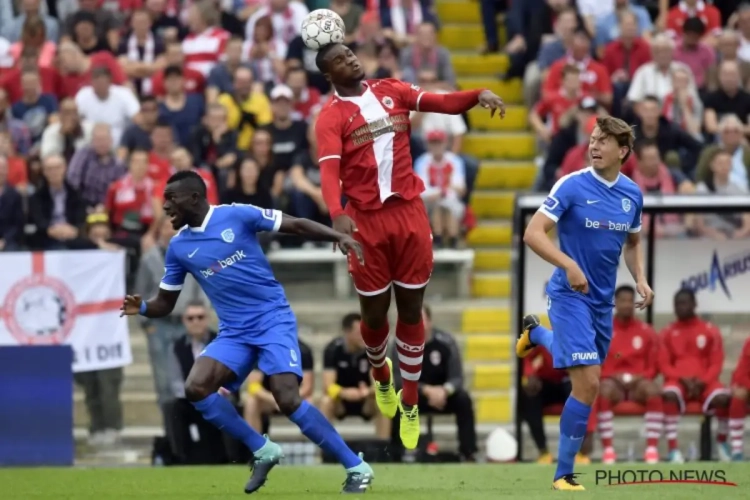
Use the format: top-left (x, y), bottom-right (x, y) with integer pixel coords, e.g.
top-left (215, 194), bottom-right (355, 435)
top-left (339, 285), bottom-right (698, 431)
top-left (346, 196), bottom-right (433, 295)
top-left (663, 379), bottom-right (729, 414)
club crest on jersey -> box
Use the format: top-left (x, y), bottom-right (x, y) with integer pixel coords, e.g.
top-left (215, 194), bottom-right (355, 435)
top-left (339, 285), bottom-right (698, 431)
top-left (382, 96), bottom-right (394, 109)
top-left (632, 336), bottom-right (642, 350)
top-left (696, 334), bottom-right (706, 349)
top-left (622, 198), bottom-right (632, 213)
top-left (430, 350), bottom-right (441, 366)
top-left (221, 229), bottom-right (235, 243)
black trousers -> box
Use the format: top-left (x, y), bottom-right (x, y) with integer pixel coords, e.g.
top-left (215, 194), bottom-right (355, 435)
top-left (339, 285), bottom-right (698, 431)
top-left (391, 389), bottom-right (478, 459)
top-left (164, 399), bottom-right (241, 465)
top-left (519, 380), bottom-right (571, 453)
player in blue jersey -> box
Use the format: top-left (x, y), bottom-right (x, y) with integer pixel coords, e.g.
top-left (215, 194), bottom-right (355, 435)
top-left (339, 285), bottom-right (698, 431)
top-left (516, 117), bottom-right (654, 490)
top-left (120, 170), bottom-right (374, 494)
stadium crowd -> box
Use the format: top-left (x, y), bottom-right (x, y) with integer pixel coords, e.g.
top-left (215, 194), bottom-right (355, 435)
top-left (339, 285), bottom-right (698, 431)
top-left (522, 0), bottom-right (750, 240)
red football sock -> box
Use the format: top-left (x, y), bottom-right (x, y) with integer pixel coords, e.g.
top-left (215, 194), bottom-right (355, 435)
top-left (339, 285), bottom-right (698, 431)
top-left (360, 320), bottom-right (391, 383)
top-left (729, 396), bottom-right (747, 455)
top-left (715, 407), bottom-right (728, 444)
top-left (664, 401), bottom-right (680, 451)
top-left (597, 397), bottom-right (614, 449)
top-left (644, 396), bottom-right (663, 448)
top-left (395, 318), bottom-right (425, 406)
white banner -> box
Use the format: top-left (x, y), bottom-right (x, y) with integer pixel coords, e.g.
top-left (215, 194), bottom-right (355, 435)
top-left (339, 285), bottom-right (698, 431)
top-left (523, 238), bottom-right (750, 315)
top-left (0, 250), bottom-right (132, 372)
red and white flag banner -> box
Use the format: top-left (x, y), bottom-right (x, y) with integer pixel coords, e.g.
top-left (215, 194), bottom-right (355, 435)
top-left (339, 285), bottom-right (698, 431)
top-left (0, 250), bottom-right (132, 373)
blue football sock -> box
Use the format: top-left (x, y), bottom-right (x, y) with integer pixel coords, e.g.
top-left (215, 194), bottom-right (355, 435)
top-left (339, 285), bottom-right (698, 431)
top-left (555, 396), bottom-right (591, 481)
top-left (289, 400), bottom-right (362, 469)
top-left (193, 393), bottom-right (267, 453)
top-left (529, 324), bottom-right (554, 351)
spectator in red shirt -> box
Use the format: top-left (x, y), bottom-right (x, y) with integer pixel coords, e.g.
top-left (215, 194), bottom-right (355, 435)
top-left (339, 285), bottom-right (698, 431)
top-left (1, 49), bottom-right (60, 104)
top-left (56, 41), bottom-right (127, 99)
top-left (602, 11), bottom-right (652, 118)
top-left (543, 29), bottom-right (612, 109)
top-left (666, 0), bottom-right (722, 44)
top-left (598, 285), bottom-right (662, 465)
top-left (661, 66), bottom-right (704, 138)
top-left (150, 40), bottom-right (206, 97)
top-left (10, 14), bottom-right (57, 69)
top-left (661, 289), bottom-right (730, 463)
top-left (674, 17), bottom-right (716, 90)
top-left (530, 64), bottom-right (586, 144)
top-left (286, 67), bottom-right (322, 123)
top-left (106, 148), bottom-right (159, 249)
top-left (152, 147), bottom-right (219, 205)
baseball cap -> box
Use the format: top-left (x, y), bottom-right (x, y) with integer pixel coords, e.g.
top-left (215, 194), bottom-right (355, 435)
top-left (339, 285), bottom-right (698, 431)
top-left (579, 96), bottom-right (598, 112)
top-left (426, 130), bottom-right (447, 142)
top-left (270, 84), bottom-right (294, 101)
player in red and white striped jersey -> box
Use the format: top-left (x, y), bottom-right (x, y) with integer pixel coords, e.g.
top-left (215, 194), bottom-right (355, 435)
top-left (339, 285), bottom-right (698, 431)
top-left (314, 42), bottom-right (505, 450)
top-left (181, 1), bottom-right (230, 76)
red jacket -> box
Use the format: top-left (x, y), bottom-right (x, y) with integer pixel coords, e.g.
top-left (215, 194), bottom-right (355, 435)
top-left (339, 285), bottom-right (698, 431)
top-left (601, 38), bottom-right (652, 80)
top-left (659, 317), bottom-right (724, 384)
top-left (602, 317), bottom-right (659, 379)
top-left (524, 347), bottom-right (567, 384)
top-left (732, 337), bottom-right (750, 388)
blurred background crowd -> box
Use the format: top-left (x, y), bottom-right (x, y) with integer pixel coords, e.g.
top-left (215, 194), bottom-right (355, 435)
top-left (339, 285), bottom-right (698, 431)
top-left (1, 0), bottom-right (749, 466)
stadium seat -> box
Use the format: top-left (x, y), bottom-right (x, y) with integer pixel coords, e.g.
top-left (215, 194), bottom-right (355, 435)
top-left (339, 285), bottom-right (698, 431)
top-left (541, 401), bottom-right (712, 460)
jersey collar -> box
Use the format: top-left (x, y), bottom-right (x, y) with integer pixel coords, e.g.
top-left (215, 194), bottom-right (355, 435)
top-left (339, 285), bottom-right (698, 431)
top-left (587, 166), bottom-right (620, 188)
top-left (189, 205), bottom-right (215, 233)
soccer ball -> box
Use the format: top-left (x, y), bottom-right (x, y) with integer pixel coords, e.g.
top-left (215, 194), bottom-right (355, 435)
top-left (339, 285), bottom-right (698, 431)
top-left (301, 9), bottom-right (345, 51)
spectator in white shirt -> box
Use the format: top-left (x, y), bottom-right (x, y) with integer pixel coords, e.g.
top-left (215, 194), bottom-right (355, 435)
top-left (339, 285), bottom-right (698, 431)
top-left (245, 0), bottom-right (308, 47)
top-left (414, 130), bottom-right (466, 249)
top-left (627, 34), bottom-right (694, 113)
top-left (75, 67), bottom-right (141, 146)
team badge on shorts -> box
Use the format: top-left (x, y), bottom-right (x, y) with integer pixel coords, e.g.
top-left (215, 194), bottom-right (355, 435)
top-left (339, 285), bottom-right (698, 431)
top-left (382, 96), bottom-right (394, 109)
top-left (622, 198), bottom-right (632, 213)
top-left (221, 229), bottom-right (235, 243)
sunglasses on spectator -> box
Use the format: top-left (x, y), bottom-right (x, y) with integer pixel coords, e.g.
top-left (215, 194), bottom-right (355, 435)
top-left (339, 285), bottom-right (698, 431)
top-left (185, 315), bottom-right (205, 321)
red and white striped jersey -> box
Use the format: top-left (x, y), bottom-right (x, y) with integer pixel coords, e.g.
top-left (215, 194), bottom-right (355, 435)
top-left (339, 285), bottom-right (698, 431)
top-left (182, 27), bottom-right (230, 76)
top-left (316, 79), bottom-right (426, 212)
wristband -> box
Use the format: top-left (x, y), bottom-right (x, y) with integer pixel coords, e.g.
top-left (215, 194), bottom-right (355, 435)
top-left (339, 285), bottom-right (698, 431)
top-left (139, 300), bottom-right (147, 315)
top-left (327, 383), bottom-right (342, 400)
top-left (248, 381), bottom-right (262, 396)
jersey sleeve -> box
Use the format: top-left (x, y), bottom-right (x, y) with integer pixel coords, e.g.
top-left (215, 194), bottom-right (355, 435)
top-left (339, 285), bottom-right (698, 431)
top-left (300, 342), bottom-right (314, 371)
top-left (630, 191), bottom-right (643, 233)
top-left (232, 203), bottom-right (282, 233)
top-left (315, 104), bottom-right (343, 162)
top-left (323, 341), bottom-right (337, 370)
top-left (538, 174), bottom-right (576, 223)
top-left (160, 244), bottom-right (187, 291)
top-left (391, 79), bottom-right (425, 111)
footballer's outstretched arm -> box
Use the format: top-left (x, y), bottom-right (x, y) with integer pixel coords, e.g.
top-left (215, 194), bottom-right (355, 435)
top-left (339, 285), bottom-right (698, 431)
top-left (412, 87), bottom-right (506, 117)
top-left (278, 213), bottom-right (345, 241)
top-left (523, 212), bottom-right (578, 271)
top-left (126, 288), bottom-right (180, 318)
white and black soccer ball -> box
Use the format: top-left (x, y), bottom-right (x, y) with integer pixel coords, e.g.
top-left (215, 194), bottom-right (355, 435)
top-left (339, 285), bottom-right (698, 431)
top-left (301, 9), bottom-right (345, 51)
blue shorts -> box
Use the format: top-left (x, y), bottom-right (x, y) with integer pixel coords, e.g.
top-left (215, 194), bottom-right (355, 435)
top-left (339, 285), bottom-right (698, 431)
top-left (199, 316), bottom-right (303, 392)
top-left (547, 292), bottom-right (613, 369)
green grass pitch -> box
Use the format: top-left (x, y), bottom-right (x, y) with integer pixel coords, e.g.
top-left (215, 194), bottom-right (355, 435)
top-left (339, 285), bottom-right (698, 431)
top-left (2, 463), bottom-right (749, 499)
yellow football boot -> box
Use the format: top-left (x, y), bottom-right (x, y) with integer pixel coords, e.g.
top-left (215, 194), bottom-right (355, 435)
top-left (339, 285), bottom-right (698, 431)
top-left (552, 475), bottom-right (585, 491)
top-left (537, 452), bottom-right (553, 464)
top-left (397, 390), bottom-right (420, 449)
top-left (516, 314), bottom-right (541, 358)
top-left (374, 357), bottom-right (398, 418)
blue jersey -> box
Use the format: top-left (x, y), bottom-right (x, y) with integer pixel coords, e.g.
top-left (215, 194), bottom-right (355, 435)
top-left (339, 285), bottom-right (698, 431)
top-left (160, 204), bottom-right (289, 335)
top-left (539, 167), bottom-right (643, 308)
